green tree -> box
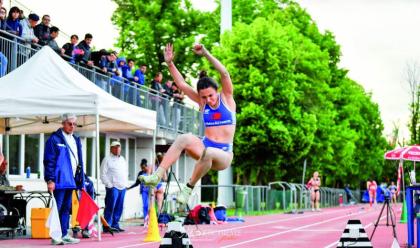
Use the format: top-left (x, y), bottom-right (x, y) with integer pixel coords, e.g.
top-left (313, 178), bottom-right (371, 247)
top-left (111, 0), bottom-right (218, 81)
top-left (210, 1), bottom-right (388, 186)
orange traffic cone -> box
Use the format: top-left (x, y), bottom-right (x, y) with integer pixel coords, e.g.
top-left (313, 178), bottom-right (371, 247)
top-left (144, 204), bottom-right (161, 242)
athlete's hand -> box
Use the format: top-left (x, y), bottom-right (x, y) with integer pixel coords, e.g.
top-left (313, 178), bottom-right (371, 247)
top-left (193, 43), bottom-right (207, 56)
top-left (164, 43), bottom-right (174, 64)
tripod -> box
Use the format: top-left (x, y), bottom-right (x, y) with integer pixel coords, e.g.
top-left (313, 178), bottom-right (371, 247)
top-left (158, 167), bottom-right (192, 218)
top-left (370, 197), bottom-right (397, 240)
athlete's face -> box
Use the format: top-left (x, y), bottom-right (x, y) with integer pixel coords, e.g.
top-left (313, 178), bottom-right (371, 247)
top-left (199, 87), bottom-right (218, 107)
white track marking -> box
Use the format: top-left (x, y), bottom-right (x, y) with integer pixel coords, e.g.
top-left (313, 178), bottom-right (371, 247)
top-left (116, 206), bottom-right (368, 248)
top-left (220, 207), bottom-right (379, 248)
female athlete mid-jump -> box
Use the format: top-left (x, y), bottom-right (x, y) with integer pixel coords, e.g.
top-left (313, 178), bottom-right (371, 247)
top-left (140, 43), bottom-right (236, 204)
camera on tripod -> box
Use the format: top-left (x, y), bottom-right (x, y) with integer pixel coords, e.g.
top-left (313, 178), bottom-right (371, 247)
top-left (382, 187), bottom-right (391, 201)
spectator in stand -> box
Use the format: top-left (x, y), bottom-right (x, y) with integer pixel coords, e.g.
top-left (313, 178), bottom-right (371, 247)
top-left (5, 6), bottom-right (22, 37)
top-left (172, 82), bottom-right (185, 104)
top-left (115, 57), bottom-right (125, 78)
top-left (122, 58), bottom-right (135, 81)
top-left (150, 72), bottom-right (166, 125)
top-left (134, 64), bottom-right (147, 86)
top-left (151, 72), bottom-right (165, 95)
top-left (47, 26), bottom-right (63, 55)
top-left (111, 56), bottom-right (127, 97)
top-left (172, 82), bottom-right (184, 130)
top-left (75, 33), bottom-right (93, 66)
top-left (99, 51), bottom-right (117, 74)
top-left (123, 59), bottom-right (142, 106)
top-left (0, 7), bottom-right (6, 31)
top-left (0, 7), bottom-right (7, 76)
top-left (18, 9), bottom-right (25, 21)
top-left (90, 48), bottom-right (108, 68)
top-left (34, 15), bottom-right (50, 46)
top-left (20, 13), bottom-right (39, 46)
top-left (62, 34), bottom-right (78, 59)
top-left (163, 80), bottom-right (173, 98)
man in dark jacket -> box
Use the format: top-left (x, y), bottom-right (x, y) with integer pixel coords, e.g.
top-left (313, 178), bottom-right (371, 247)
top-left (74, 33), bottom-right (93, 66)
top-left (44, 114), bottom-right (84, 245)
top-left (34, 14), bottom-right (50, 46)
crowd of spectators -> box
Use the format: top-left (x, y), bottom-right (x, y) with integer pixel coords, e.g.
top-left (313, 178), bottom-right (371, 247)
top-left (0, 3), bottom-right (185, 116)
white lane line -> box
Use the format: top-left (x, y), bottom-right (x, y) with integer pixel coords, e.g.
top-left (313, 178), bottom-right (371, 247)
top-left (116, 206), bottom-right (365, 248)
top-left (220, 208), bottom-right (374, 248)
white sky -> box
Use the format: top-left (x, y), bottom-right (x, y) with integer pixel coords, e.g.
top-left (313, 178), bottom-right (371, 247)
top-left (297, 0), bottom-right (420, 141)
top-left (4, 0), bottom-right (416, 139)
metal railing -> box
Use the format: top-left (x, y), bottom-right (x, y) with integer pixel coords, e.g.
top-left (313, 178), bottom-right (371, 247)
top-left (195, 183), bottom-right (362, 214)
top-left (0, 31), bottom-right (204, 136)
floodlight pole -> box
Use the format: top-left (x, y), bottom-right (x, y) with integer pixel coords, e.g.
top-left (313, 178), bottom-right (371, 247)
top-left (217, 0), bottom-right (233, 207)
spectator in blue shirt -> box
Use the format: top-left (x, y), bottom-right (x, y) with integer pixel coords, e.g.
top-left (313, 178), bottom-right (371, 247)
top-left (5, 6), bottom-right (22, 37)
top-left (134, 64), bottom-right (147, 86)
top-left (99, 51), bottom-right (117, 74)
top-left (122, 58), bottom-right (135, 81)
top-left (0, 7), bottom-right (6, 31)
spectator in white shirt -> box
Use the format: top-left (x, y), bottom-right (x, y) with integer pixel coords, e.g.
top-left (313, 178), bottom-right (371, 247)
top-left (100, 141), bottom-right (128, 232)
top-left (20, 13), bottom-right (39, 46)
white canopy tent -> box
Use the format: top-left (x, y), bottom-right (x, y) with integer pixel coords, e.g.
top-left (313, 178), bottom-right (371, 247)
top-left (0, 46), bottom-right (156, 240)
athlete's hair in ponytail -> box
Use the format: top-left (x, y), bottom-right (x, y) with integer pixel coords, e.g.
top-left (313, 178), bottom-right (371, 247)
top-left (197, 70), bottom-right (218, 92)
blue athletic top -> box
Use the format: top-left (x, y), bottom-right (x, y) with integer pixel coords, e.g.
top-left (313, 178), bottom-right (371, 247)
top-left (202, 94), bottom-right (236, 127)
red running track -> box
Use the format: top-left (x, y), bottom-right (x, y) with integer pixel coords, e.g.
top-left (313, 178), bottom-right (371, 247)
top-left (0, 204), bottom-right (409, 248)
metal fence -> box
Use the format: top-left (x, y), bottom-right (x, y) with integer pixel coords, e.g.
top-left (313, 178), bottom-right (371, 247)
top-left (0, 31), bottom-right (204, 136)
top-left (195, 183), bottom-right (363, 214)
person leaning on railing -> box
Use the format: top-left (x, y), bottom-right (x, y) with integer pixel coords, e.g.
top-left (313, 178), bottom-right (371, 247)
top-left (74, 33), bottom-right (93, 66)
top-left (34, 14), bottom-right (50, 46)
top-left (5, 6), bottom-right (22, 37)
top-left (0, 7), bottom-right (6, 31)
top-left (20, 13), bottom-right (39, 46)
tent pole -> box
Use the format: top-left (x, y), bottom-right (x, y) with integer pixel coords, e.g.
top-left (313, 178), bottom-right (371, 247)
top-left (5, 134), bottom-right (9, 176)
top-left (95, 113), bottom-right (101, 241)
top-left (152, 129), bottom-right (156, 172)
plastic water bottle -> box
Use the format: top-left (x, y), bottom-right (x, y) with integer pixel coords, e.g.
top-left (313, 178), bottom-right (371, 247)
top-left (26, 166), bottom-right (30, 178)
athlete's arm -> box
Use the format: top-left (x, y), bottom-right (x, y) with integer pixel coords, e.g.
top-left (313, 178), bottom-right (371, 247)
top-left (194, 44), bottom-right (234, 99)
top-left (164, 44), bottom-right (200, 104)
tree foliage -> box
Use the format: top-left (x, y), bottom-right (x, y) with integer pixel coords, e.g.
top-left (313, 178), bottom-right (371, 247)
top-left (210, 1), bottom-right (389, 187)
top-left (112, 0), bottom-right (390, 188)
top-left (111, 0), bottom-right (219, 81)
top-left (405, 62), bottom-right (420, 145)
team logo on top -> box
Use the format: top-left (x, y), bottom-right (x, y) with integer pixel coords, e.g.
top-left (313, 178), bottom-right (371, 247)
top-left (212, 112), bottom-right (222, 120)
